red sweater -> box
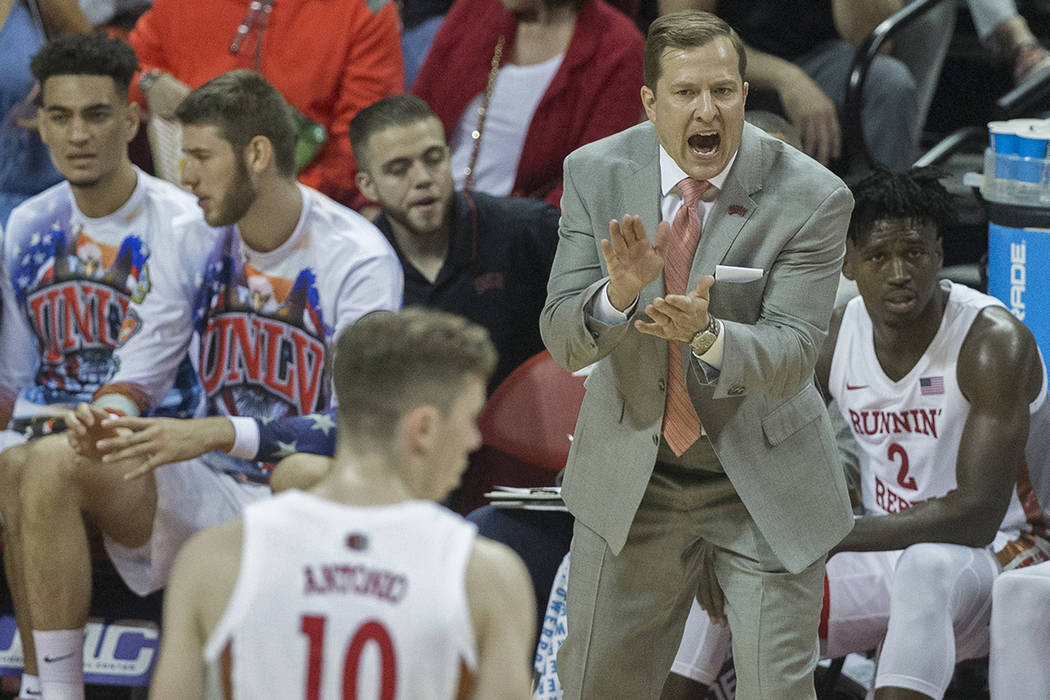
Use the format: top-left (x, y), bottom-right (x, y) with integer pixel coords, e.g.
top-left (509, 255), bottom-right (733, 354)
top-left (412, 0), bottom-right (644, 208)
top-left (129, 0), bottom-right (404, 208)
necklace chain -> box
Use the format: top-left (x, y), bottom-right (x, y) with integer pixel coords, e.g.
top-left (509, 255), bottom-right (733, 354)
top-left (464, 34), bottom-right (505, 191)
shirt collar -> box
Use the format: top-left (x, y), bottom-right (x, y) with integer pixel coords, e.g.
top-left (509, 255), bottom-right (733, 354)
top-left (658, 144), bottom-right (737, 199)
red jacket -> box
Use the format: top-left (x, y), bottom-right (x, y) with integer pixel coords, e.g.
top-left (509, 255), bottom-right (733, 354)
top-left (412, 0), bottom-right (644, 208)
top-left (130, 0), bottom-right (404, 208)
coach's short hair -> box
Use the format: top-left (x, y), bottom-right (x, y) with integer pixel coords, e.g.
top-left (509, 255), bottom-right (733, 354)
top-left (334, 308), bottom-right (497, 450)
top-left (31, 33), bottom-right (139, 98)
top-left (644, 11), bottom-right (746, 89)
top-left (175, 70), bottom-right (296, 177)
top-left (349, 95), bottom-right (439, 170)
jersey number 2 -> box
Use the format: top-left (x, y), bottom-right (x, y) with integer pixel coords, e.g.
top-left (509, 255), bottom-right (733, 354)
top-left (889, 442), bottom-right (917, 490)
top-left (300, 614), bottom-right (397, 699)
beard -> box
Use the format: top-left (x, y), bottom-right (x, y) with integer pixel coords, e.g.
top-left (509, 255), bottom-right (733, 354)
top-left (208, 154), bottom-right (258, 227)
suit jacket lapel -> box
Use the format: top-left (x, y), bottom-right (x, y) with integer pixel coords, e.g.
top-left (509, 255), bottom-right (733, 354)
top-left (623, 125), bottom-right (664, 308)
top-left (690, 123), bottom-right (766, 287)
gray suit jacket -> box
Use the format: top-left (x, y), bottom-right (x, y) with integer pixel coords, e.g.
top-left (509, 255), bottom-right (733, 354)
top-left (540, 121), bottom-right (855, 573)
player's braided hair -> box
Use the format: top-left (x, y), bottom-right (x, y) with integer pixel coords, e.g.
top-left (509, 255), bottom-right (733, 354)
top-left (846, 167), bottom-right (956, 245)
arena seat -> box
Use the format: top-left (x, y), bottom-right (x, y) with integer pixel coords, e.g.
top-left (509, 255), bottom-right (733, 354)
top-left (452, 350), bottom-right (586, 515)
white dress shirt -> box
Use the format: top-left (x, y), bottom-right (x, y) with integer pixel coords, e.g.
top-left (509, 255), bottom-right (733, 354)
top-left (593, 144), bottom-right (739, 368)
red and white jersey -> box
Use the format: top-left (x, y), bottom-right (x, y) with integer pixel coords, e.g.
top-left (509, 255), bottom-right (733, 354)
top-left (829, 280), bottom-right (1049, 553)
top-left (203, 491), bottom-right (478, 700)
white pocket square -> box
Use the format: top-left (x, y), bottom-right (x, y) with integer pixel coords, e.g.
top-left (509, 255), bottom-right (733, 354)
top-left (715, 265), bottom-right (763, 283)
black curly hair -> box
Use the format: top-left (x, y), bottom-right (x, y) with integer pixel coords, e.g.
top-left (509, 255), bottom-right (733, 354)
top-left (30, 33), bottom-right (139, 97)
top-left (846, 167), bottom-right (956, 246)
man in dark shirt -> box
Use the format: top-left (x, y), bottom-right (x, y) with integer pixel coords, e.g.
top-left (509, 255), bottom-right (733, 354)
top-left (352, 94), bottom-right (560, 391)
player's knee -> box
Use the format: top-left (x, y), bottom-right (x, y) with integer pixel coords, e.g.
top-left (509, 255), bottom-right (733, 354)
top-left (270, 453), bottom-right (332, 493)
top-left (894, 543), bottom-right (959, 599)
top-left (993, 567), bottom-right (1050, 619)
top-left (0, 444), bottom-right (30, 526)
top-left (18, 437), bottom-right (84, 523)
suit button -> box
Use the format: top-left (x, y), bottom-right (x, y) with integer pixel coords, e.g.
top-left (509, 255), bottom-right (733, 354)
top-left (658, 379), bottom-right (666, 392)
top-left (652, 433), bottom-right (660, 445)
top-left (590, 330), bottom-right (600, 339)
top-left (728, 385), bottom-right (745, 395)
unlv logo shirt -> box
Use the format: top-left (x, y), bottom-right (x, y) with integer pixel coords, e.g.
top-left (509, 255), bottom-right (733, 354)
top-left (193, 236), bottom-right (331, 422)
top-left (0, 170), bottom-right (200, 416)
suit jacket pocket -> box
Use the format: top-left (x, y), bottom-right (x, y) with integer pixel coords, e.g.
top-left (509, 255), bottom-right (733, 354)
top-left (761, 383), bottom-right (824, 446)
top-left (710, 276), bottom-right (766, 325)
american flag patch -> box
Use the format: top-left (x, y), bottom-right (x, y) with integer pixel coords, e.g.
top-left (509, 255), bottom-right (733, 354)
top-left (920, 376), bottom-right (944, 395)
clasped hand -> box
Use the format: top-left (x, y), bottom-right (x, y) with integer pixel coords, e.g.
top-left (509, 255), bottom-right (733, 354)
top-left (65, 404), bottom-right (232, 480)
top-left (601, 215), bottom-right (713, 342)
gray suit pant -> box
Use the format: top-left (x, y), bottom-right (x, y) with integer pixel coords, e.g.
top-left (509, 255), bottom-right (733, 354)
top-left (557, 462), bottom-right (825, 700)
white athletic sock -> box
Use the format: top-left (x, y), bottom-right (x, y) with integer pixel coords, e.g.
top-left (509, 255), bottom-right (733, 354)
top-left (17, 673), bottom-right (41, 698)
top-left (32, 629), bottom-right (85, 700)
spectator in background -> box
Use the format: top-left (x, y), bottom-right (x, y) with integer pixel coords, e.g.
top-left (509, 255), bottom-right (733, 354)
top-left (350, 95), bottom-right (559, 390)
top-left (972, 0), bottom-right (1050, 83)
top-left (400, 0), bottom-right (645, 89)
top-left (76, 0), bottom-right (149, 31)
top-left (413, 0), bottom-right (645, 207)
top-left (400, 0), bottom-right (451, 89)
top-left (1, 0), bottom-right (89, 226)
top-left (662, 0), bottom-right (921, 171)
top-left (127, 0), bottom-right (403, 209)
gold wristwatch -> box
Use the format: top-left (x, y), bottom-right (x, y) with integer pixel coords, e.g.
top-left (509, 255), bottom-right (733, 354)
top-left (689, 316), bottom-right (721, 355)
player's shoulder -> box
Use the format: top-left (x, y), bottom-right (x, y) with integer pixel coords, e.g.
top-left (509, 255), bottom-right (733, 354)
top-left (299, 185), bottom-right (398, 261)
top-left (952, 283), bottom-right (1041, 386)
top-left (135, 170), bottom-right (198, 215)
top-left (175, 516), bottom-right (245, 581)
top-left (464, 534), bottom-right (535, 648)
top-left (136, 173), bottom-right (215, 240)
top-left (466, 535), bottom-right (531, 594)
top-left (5, 181), bottom-right (73, 241)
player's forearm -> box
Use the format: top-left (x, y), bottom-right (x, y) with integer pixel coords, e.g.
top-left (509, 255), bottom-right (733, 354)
top-left (93, 383), bottom-right (149, 417)
top-left (256, 411), bottom-right (337, 462)
top-left (832, 496), bottom-right (1003, 555)
top-left (196, 417), bottom-right (237, 455)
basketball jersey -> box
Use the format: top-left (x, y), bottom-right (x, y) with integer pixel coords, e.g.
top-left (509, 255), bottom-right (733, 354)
top-left (0, 168), bottom-right (203, 418)
top-left (829, 280), bottom-right (1050, 553)
top-left (203, 491), bottom-right (478, 699)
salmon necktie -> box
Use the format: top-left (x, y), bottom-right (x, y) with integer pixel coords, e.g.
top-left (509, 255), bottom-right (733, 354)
top-left (662, 177), bottom-right (712, 456)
